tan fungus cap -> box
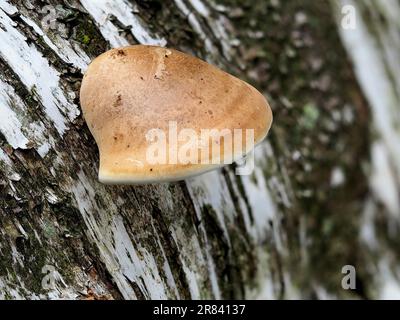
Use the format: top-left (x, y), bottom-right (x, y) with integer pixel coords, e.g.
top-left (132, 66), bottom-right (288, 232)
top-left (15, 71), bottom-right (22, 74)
top-left (80, 45), bottom-right (272, 184)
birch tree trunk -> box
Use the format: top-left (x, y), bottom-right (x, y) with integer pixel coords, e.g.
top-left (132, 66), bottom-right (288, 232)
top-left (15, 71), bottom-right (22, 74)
top-left (0, 0), bottom-right (399, 299)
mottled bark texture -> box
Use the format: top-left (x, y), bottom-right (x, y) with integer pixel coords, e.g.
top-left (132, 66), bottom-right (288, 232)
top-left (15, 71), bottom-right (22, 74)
top-left (0, 0), bottom-right (399, 299)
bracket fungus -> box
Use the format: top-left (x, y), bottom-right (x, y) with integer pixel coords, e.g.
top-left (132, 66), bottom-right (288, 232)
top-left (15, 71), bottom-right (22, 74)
top-left (80, 45), bottom-right (272, 184)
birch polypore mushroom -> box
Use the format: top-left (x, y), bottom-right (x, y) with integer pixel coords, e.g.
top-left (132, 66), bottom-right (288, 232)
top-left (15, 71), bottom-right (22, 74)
top-left (80, 45), bottom-right (272, 184)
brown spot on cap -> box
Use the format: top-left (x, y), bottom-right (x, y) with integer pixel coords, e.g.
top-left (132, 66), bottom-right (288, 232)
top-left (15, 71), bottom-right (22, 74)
top-left (117, 49), bottom-right (126, 56)
top-left (113, 94), bottom-right (122, 108)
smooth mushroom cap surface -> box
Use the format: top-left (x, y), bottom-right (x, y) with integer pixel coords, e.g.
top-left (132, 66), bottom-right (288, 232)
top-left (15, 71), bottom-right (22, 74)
top-left (80, 45), bottom-right (272, 184)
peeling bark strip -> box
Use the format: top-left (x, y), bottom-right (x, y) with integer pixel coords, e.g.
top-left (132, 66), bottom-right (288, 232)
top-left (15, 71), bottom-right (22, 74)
top-left (0, 3), bottom-right (79, 135)
top-left (80, 0), bottom-right (166, 47)
top-left (0, 0), bottom-right (399, 300)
